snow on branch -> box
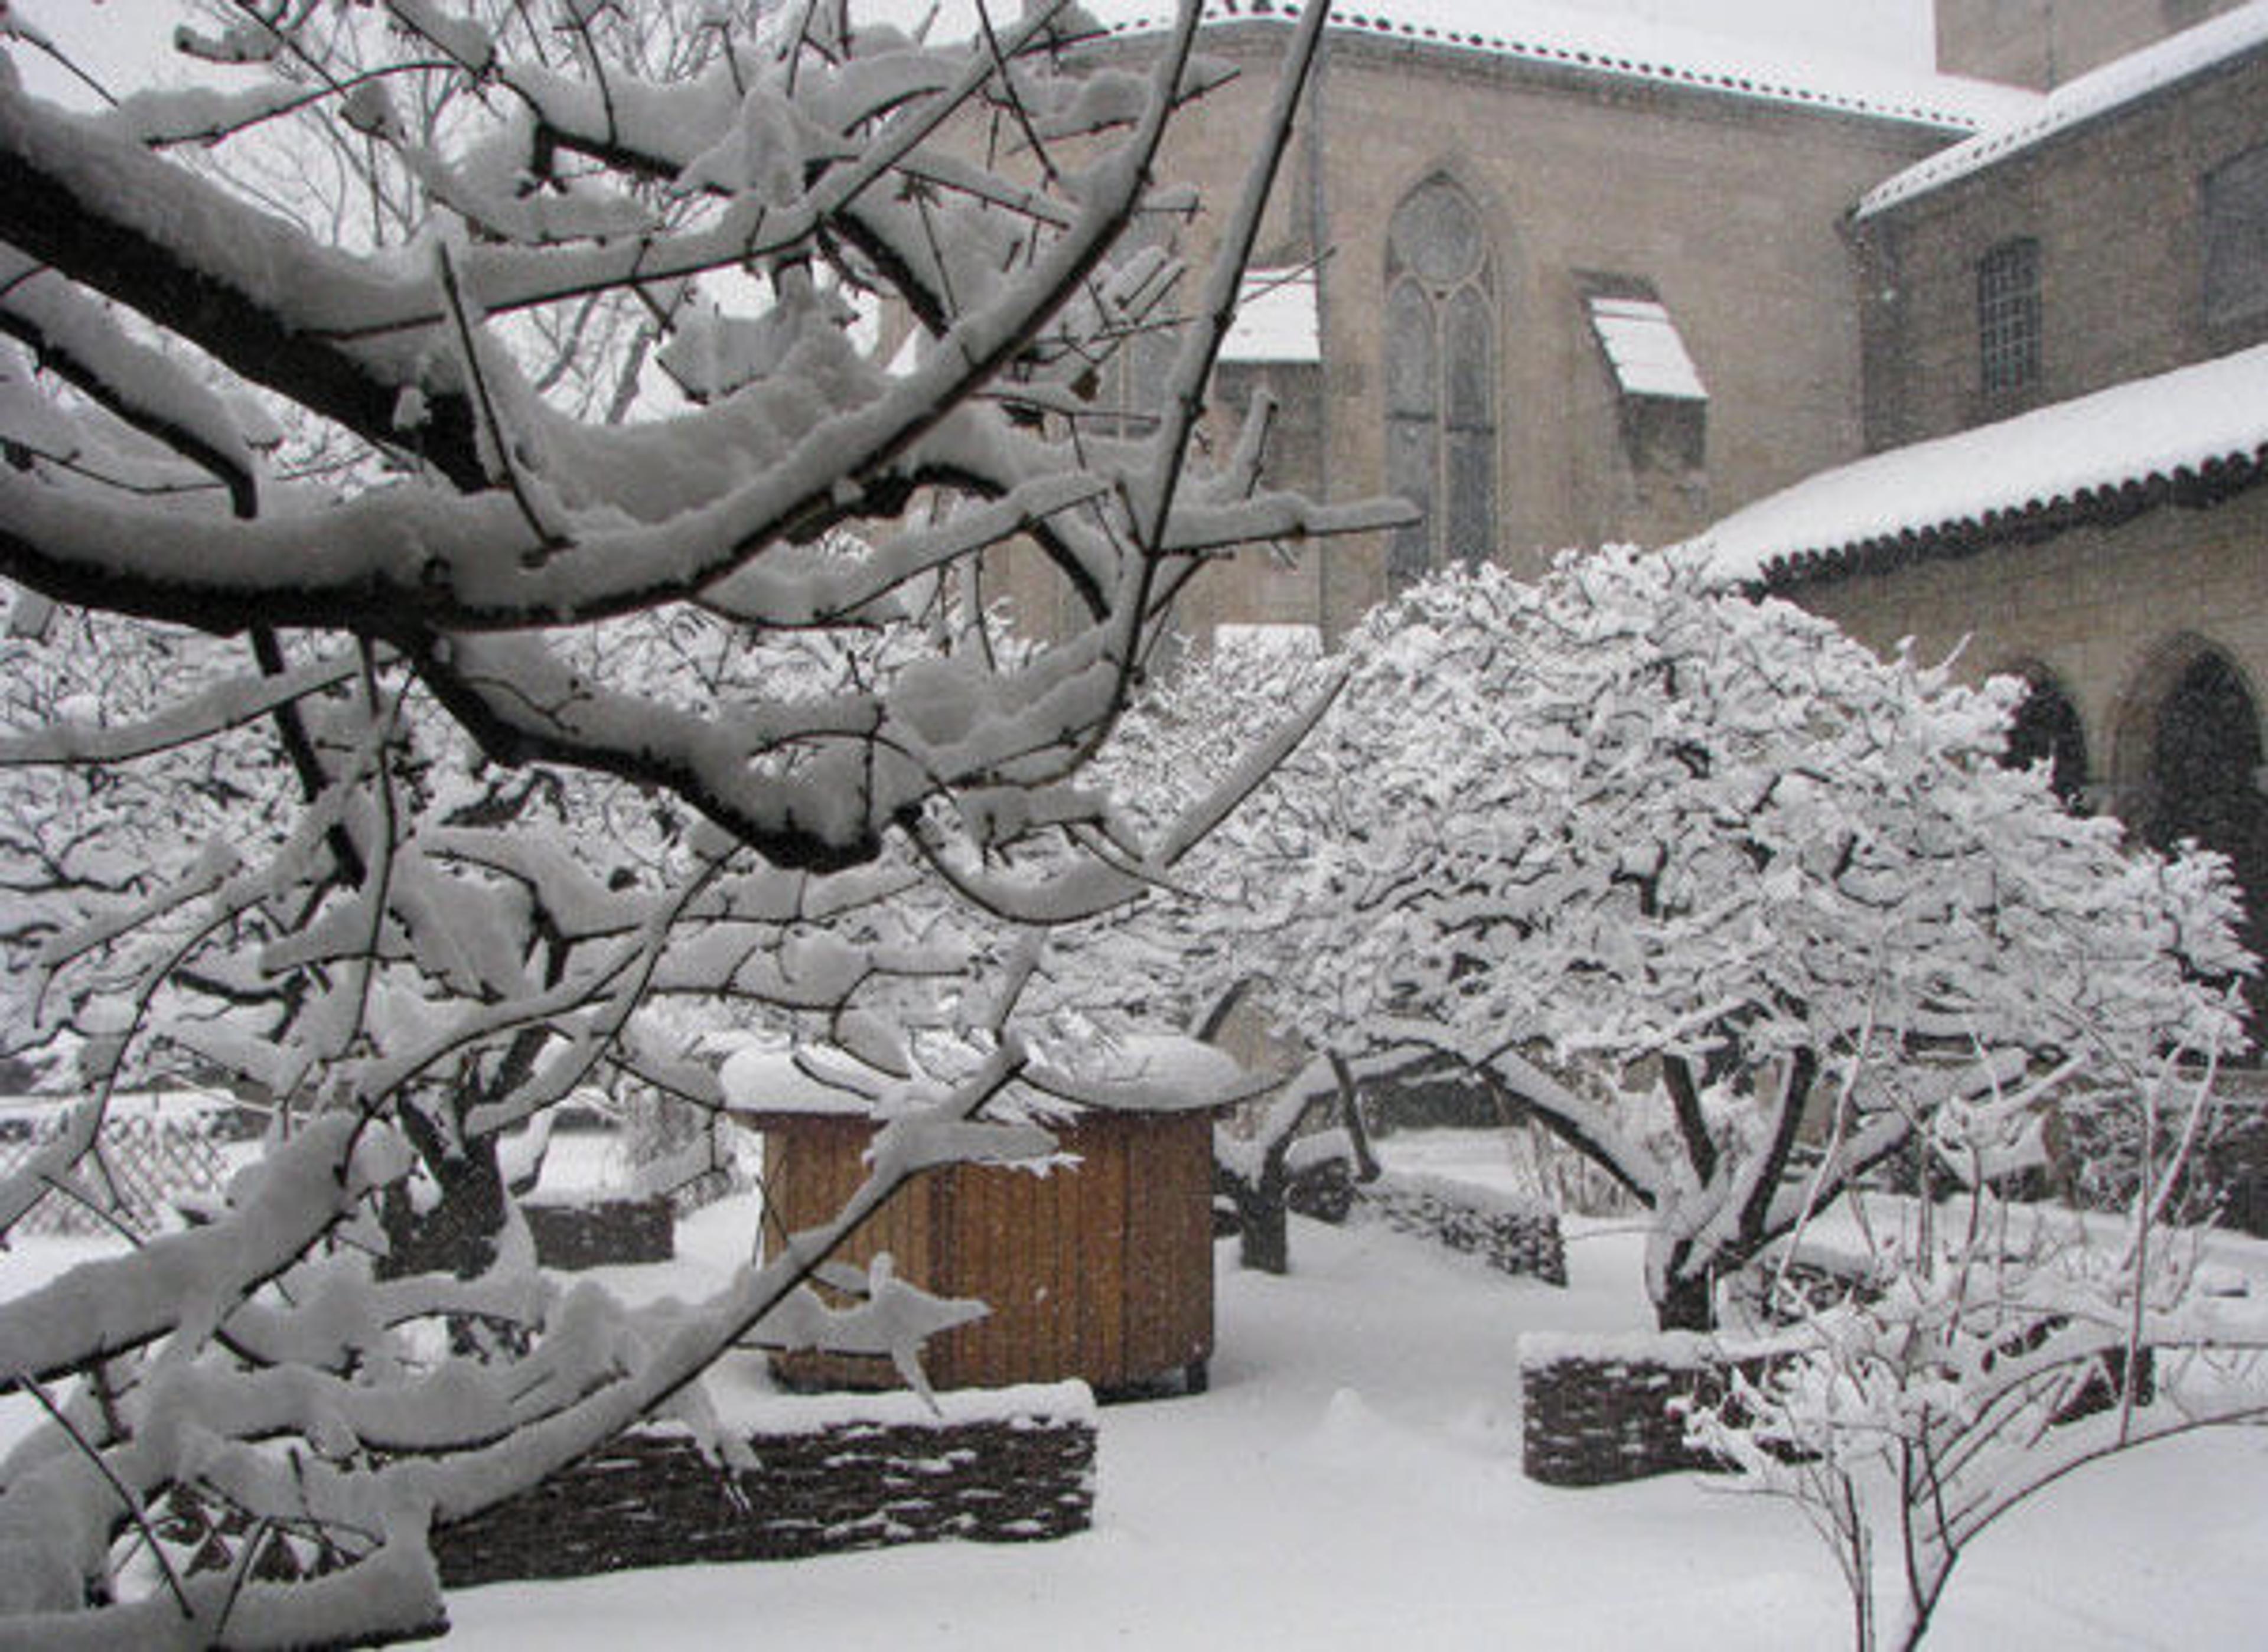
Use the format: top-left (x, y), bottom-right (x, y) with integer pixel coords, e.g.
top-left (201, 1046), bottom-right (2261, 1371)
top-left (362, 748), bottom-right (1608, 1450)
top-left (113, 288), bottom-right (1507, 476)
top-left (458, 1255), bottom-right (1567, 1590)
top-left (0, 4), bottom-right (1370, 1641)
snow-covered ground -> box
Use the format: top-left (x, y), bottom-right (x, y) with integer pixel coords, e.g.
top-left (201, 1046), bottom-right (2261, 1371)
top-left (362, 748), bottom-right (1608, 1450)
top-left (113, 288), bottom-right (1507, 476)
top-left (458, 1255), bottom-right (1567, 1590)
top-left (9, 1131), bottom-right (2268, 1648)
top-left (462, 1134), bottom-right (2268, 1652)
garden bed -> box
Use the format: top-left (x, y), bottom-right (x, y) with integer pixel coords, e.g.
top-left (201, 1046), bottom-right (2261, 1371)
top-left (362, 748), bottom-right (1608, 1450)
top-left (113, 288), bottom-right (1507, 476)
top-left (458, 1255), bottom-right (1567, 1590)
top-left (1517, 1331), bottom-right (1785, 1487)
top-left (433, 1382), bottom-right (1097, 1588)
top-left (1352, 1170), bottom-right (1566, 1285)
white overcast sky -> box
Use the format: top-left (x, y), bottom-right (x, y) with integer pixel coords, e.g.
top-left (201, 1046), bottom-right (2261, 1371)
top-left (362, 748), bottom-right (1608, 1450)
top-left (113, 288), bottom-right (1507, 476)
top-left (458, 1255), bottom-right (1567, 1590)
top-left (11, 0), bottom-right (1940, 109)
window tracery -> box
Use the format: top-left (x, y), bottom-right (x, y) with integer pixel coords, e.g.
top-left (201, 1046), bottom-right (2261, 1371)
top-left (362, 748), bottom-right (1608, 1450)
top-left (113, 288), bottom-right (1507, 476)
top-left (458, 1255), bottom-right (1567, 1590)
top-left (1386, 178), bottom-right (1495, 584)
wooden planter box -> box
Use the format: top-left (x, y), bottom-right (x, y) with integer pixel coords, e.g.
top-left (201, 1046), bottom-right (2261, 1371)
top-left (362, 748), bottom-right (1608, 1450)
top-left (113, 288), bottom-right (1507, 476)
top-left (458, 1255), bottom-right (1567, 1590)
top-left (755, 1107), bottom-right (1216, 1396)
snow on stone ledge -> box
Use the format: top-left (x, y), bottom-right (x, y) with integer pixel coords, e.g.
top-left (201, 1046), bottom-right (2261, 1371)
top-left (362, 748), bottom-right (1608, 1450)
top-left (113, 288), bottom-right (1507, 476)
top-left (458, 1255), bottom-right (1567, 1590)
top-left (1374, 1167), bottom-right (1553, 1223)
top-left (1859, 4), bottom-right (2268, 219)
top-left (1518, 1329), bottom-right (1711, 1369)
top-left (1517, 1328), bottom-right (1800, 1368)
top-left (695, 1378), bottom-right (1098, 1436)
top-left (1690, 341), bottom-right (2268, 586)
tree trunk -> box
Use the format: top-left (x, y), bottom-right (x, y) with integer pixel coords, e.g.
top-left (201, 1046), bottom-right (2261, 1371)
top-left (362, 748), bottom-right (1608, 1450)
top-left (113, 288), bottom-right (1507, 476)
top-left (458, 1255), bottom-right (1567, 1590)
top-left (1226, 1172), bottom-right (1291, 1275)
top-left (1239, 1200), bottom-right (1290, 1275)
top-left (1656, 1267), bottom-right (1716, 1333)
top-left (379, 1139), bottom-right (507, 1282)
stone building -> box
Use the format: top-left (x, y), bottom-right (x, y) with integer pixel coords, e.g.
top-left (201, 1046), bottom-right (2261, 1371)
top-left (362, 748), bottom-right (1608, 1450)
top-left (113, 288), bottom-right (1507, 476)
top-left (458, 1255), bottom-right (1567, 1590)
top-left (992, 1), bottom-right (2032, 641)
top-left (1700, 5), bottom-right (2268, 1032)
top-left (1934, 0), bottom-right (2254, 90)
top-left (995, 0), bottom-right (2266, 1029)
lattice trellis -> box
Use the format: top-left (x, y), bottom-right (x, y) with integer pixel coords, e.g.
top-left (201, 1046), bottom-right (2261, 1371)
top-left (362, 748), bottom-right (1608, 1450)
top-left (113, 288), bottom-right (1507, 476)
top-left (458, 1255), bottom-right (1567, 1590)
top-left (0, 1112), bottom-right (230, 1238)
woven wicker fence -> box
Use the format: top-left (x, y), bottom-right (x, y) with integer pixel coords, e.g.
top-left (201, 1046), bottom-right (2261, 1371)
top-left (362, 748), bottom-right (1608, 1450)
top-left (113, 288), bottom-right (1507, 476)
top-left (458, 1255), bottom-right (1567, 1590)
top-left (1352, 1170), bottom-right (1568, 1285)
top-left (433, 1384), bottom-right (1098, 1588)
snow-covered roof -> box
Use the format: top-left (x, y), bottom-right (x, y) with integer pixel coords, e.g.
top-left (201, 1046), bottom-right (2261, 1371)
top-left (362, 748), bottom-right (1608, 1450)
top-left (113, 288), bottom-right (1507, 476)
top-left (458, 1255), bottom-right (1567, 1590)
top-left (1587, 296), bottom-right (1706, 402)
top-left (718, 1043), bottom-right (888, 1118)
top-left (1078, 1), bottom-right (2036, 133)
top-left (1221, 268), bottom-right (1320, 364)
top-left (1691, 342), bottom-right (2268, 587)
top-left (1858, 2), bottom-right (2268, 219)
top-left (719, 1033), bottom-right (1256, 1121)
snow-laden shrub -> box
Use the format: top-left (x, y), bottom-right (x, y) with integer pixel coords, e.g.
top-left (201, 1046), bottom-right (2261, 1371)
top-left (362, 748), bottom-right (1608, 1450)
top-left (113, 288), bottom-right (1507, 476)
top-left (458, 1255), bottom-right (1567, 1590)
top-left (1117, 546), bottom-right (2253, 1328)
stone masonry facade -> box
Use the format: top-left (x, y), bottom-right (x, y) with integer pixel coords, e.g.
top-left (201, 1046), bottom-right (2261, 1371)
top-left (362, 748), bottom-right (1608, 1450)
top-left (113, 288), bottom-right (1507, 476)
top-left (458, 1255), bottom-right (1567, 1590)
top-left (1852, 45), bottom-right (2268, 450)
top-left (993, 21), bottom-right (1973, 645)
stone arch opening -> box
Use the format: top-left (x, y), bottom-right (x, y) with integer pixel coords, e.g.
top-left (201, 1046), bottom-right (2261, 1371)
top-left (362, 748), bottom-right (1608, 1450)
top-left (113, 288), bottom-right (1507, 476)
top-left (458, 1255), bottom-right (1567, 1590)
top-left (2116, 637), bottom-right (2268, 1048)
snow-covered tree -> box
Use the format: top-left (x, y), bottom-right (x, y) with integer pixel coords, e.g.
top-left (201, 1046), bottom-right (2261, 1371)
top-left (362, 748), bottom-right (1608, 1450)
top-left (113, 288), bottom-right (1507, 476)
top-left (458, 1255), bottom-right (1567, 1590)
top-left (1687, 1050), bottom-right (2268, 1652)
top-left (0, 2), bottom-right (1390, 1641)
top-left (1159, 548), bottom-right (2253, 1328)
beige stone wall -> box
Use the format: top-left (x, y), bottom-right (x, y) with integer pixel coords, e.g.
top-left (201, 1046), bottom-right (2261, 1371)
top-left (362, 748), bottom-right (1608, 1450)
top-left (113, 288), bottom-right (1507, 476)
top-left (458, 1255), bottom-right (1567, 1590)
top-left (1102, 27), bottom-right (1959, 643)
top-left (1856, 47), bottom-right (2268, 449)
top-left (1935, 0), bottom-right (2249, 89)
top-left (1784, 490), bottom-right (2268, 810)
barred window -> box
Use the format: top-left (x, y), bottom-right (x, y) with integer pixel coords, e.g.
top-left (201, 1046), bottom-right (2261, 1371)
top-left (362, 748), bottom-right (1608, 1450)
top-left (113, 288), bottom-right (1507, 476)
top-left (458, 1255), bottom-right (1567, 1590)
top-left (2204, 144), bottom-right (2268, 324)
top-left (1976, 237), bottom-right (2041, 397)
top-left (1384, 178), bottom-right (1495, 586)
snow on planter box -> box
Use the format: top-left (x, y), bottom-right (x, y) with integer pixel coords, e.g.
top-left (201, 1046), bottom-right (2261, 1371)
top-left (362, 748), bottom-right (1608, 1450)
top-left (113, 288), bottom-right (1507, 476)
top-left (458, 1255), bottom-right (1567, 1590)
top-left (432, 1380), bottom-right (1099, 1588)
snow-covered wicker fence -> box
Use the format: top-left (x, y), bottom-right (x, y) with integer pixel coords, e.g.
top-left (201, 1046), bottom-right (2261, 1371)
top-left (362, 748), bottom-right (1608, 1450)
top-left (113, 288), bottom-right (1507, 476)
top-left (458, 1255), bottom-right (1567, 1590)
top-left (522, 1194), bottom-right (675, 1270)
top-left (1518, 1325), bottom-right (2148, 1487)
top-left (1353, 1171), bottom-right (1566, 1285)
top-left (1518, 1332), bottom-right (1788, 1487)
top-left (432, 1382), bottom-right (1098, 1588)
top-left (0, 1109), bottom-right (229, 1237)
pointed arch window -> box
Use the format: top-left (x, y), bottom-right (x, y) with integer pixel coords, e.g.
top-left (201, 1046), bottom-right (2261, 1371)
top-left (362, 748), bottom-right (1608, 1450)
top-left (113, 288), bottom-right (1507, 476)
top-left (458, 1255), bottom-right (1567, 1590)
top-left (1385, 178), bottom-right (1495, 585)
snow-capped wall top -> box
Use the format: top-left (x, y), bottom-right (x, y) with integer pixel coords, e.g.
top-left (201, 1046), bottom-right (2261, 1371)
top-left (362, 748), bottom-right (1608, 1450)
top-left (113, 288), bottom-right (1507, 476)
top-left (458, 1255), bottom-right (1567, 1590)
top-left (1213, 620), bottom-right (1324, 659)
top-left (1690, 342), bottom-right (2268, 586)
top-left (1857, 1), bottom-right (2268, 218)
top-left (1074, 0), bottom-right (2037, 133)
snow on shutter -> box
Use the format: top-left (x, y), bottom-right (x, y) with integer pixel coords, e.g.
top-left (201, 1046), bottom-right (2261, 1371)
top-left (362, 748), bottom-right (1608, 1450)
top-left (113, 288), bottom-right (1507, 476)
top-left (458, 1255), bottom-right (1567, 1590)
top-left (1221, 269), bottom-right (1321, 364)
top-left (1587, 295), bottom-right (1707, 402)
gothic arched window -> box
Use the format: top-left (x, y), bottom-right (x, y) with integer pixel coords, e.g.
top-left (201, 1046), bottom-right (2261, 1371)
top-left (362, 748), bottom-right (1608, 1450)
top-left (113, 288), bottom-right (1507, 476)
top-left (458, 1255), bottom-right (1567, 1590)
top-left (1385, 178), bottom-right (1495, 585)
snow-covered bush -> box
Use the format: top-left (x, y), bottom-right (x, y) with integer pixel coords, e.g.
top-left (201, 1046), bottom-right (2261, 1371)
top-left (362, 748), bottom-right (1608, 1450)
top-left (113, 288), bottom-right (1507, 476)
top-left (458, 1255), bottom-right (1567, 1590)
top-left (0, 1), bottom-right (1383, 1641)
top-left (1150, 547), bottom-right (2253, 1328)
top-left (1687, 1057), bottom-right (2268, 1652)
